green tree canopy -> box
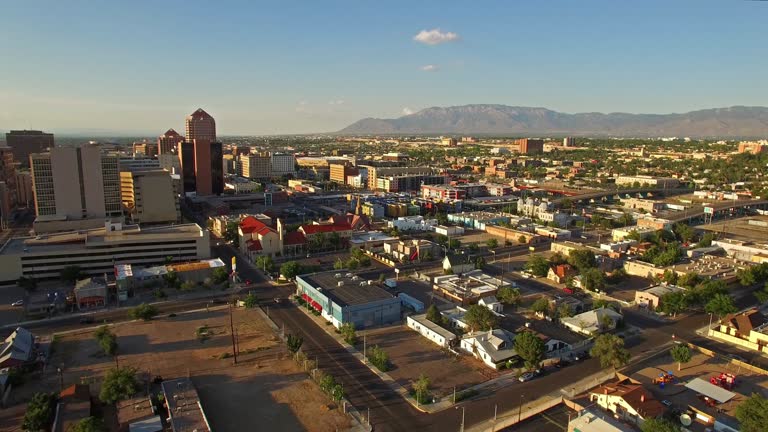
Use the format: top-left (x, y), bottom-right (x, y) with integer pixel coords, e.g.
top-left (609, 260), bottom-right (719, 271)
top-left (94, 326), bottom-right (118, 356)
top-left (72, 417), bottom-right (108, 432)
top-left (486, 238), bottom-right (498, 249)
top-left (531, 297), bottom-right (551, 316)
top-left (425, 304), bottom-right (443, 325)
top-left (640, 417), bottom-right (680, 432)
top-left (580, 268), bottom-right (606, 292)
top-left (590, 334), bottom-right (631, 370)
top-left (670, 345), bottom-right (692, 371)
top-left (736, 393), bottom-right (768, 432)
top-left (22, 392), bottom-right (57, 432)
top-left (99, 367), bottom-right (139, 404)
top-left (60, 265), bottom-right (82, 284)
top-left (525, 255), bottom-right (550, 277)
top-left (129, 303), bottom-right (158, 321)
top-left (514, 331), bottom-right (545, 370)
top-left (705, 293), bottom-right (737, 318)
top-left (567, 249), bottom-right (597, 272)
top-left (496, 286), bottom-right (521, 306)
top-left (463, 305), bottom-right (499, 332)
top-left (212, 267), bottom-right (229, 284)
top-left (280, 261), bottom-right (303, 279)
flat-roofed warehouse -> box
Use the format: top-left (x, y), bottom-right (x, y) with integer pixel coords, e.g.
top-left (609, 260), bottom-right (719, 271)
top-left (296, 271), bottom-right (401, 329)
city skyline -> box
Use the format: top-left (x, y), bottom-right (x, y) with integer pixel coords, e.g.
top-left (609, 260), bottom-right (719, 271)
top-left (1, 1), bottom-right (767, 135)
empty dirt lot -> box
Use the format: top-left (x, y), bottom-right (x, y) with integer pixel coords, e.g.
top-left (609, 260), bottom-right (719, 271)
top-left (4, 306), bottom-right (350, 432)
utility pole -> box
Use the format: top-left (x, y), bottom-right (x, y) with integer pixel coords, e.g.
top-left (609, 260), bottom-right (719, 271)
top-left (229, 303), bottom-right (238, 364)
top-left (518, 394), bottom-right (524, 424)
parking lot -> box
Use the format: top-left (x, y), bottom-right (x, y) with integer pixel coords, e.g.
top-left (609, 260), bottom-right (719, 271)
top-left (362, 325), bottom-right (490, 398)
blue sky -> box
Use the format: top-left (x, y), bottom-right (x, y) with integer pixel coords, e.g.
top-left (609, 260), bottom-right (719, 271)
top-left (1, 0), bottom-right (766, 135)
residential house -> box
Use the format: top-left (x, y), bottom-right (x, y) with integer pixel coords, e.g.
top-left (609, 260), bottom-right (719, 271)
top-left (238, 215), bottom-right (282, 259)
top-left (634, 284), bottom-right (686, 310)
top-left (406, 314), bottom-right (457, 348)
top-left (547, 264), bottom-right (577, 284)
top-left (479, 296), bottom-right (503, 313)
top-left (708, 308), bottom-right (768, 355)
top-left (442, 254), bottom-right (475, 274)
top-left (460, 329), bottom-right (518, 369)
top-left (561, 307), bottom-right (623, 336)
top-left (589, 379), bottom-right (665, 427)
top-left (0, 327), bottom-right (35, 368)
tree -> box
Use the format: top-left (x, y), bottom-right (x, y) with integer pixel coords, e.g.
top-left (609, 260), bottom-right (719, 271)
top-left (280, 261), bottom-right (303, 279)
top-left (677, 272), bottom-right (701, 288)
top-left (224, 221), bottom-right (239, 247)
top-left (590, 334), bottom-right (631, 370)
top-left (736, 393), bottom-right (768, 432)
top-left (22, 392), bottom-right (57, 432)
top-left (212, 267), bottom-right (229, 284)
top-left (659, 291), bottom-right (688, 316)
top-left (514, 331), bottom-right (545, 370)
top-left (548, 252), bottom-right (567, 266)
top-left (255, 255), bottom-right (275, 273)
top-left (17, 276), bottom-right (37, 292)
top-left (580, 268), bottom-right (606, 292)
top-left (128, 303), bottom-right (158, 321)
top-left (640, 417), bottom-right (680, 432)
top-left (697, 232), bottom-right (715, 248)
top-left (497, 286), bottom-right (521, 306)
top-left (557, 303), bottom-right (573, 318)
top-left (661, 269), bottom-right (678, 285)
top-left (474, 256), bottom-right (486, 270)
top-left (340, 323), bottom-right (357, 344)
top-left (618, 212), bottom-right (634, 227)
top-left (333, 258), bottom-right (345, 270)
top-left (670, 345), bottom-right (692, 371)
top-left (525, 255), bottom-right (550, 277)
top-left (61, 265), bottom-right (82, 284)
top-left (243, 293), bottom-right (258, 308)
top-left (531, 298), bottom-right (551, 316)
top-left (287, 334), bottom-right (303, 353)
top-left (448, 238), bottom-right (461, 249)
top-left (163, 271), bottom-right (180, 289)
top-left (367, 345), bottom-right (390, 372)
top-left (567, 249), bottom-right (597, 272)
top-left (486, 238), bottom-right (498, 249)
top-left (99, 367), bottom-right (139, 404)
top-left (425, 304), bottom-right (443, 325)
top-left (463, 305), bottom-right (499, 332)
top-left (705, 293), bottom-right (737, 318)
top-left (94, 326), bottom-right (118, 356)
top-left (518, 235), bottom-right (527, 244)
top-left (71, 417), bottom-right (107, 432)
top-left (412, 374), bottom-right (430, 404)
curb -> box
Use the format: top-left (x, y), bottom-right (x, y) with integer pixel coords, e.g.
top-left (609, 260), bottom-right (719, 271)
top-left (292, 299), bottom-right (453, 414)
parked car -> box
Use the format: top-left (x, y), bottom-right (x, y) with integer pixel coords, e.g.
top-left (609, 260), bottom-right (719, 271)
top-left (11, 300), bottom-right (23, 307)
top-left (518, 372), bottom-right (537, 382)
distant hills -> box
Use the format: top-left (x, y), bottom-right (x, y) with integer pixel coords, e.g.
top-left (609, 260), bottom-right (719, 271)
top-left (337, 105), bottom-right (768, 137)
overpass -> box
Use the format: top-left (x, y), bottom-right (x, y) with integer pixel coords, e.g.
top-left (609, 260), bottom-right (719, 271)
top-left (666, 199), bottom-right (768, 223)
top-left (551, 187), bottom-right (693, 206)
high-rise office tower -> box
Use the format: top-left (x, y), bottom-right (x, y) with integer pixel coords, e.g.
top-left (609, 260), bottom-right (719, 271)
top-left (178, 141), bottom-right (196, 194)
top-left (193, 139), bottom-right (223, 196)
top-left (120, 168), bottom-right (180, 224)
top-left (5, 130), bottom-right (54, 168)
top-left (185, 108), bottom-right (216, 142)
top-left (29, 144), bottom-right (122, 221)
top-left (158, 129), bottom-right (184, 155)
top-left (0, 145), bottom-right (17, 221)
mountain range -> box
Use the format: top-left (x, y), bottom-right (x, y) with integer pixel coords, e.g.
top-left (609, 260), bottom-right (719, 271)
top-left (337, 105), bottom-right (768, 137)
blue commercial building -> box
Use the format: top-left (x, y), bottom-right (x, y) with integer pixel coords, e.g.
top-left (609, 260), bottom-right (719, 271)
top-left (296, 271), bottom-right (401, 329)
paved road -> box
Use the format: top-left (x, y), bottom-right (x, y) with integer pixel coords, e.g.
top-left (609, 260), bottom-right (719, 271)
top-left (24, 239), bottom-right (761, 431)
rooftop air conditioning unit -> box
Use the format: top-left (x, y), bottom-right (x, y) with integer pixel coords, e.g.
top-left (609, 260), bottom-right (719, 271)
top-left (335, 273), bottom-right (342, 278)
top-left (338, 281), bottom-right (344, 287)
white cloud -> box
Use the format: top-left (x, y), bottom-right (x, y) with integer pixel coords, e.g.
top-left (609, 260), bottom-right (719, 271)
top-left (413, 28), bottom-right (459, 45)
top-left (328, 99), bottom-right (345, 105)
top-left (402, 107), bottom-right (414, 115)
top-left (420, 64), bottom-right (439, 72)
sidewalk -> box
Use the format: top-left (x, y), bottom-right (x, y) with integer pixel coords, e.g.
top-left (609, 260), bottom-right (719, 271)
top-left (0, 286), bottom-right (238, 331)
top-left (292, 298), bottom-right (453, 413)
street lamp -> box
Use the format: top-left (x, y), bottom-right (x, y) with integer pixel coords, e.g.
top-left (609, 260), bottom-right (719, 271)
top-left (518, 394), bottom-right (525, 424)
top-left (456, 406), bottom-right (465, 432)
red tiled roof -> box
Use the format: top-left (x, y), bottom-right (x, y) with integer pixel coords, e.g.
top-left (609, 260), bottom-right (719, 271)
top-left (283, 231), bottom-right (306, 246)
top-left (247, 240), bottom-right (263, 251)
top-left (240, 216), bottom-right (275, 236)
top-left (60, 384), bottom-right (90, 400)
top-left (554, 264), bottom-right (576, 278)
top-left (300, 223), bottom-right (352, 235)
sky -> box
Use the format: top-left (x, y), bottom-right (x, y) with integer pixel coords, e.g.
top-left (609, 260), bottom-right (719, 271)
top-left (1, 0), bottom-right (766, 135)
